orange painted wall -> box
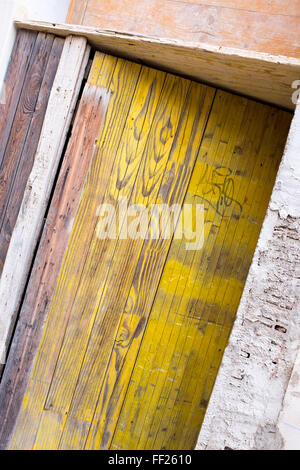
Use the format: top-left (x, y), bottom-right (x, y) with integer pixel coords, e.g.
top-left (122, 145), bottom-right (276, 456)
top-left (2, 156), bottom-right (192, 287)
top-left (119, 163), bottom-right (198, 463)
top-left (67, 0), bottom-right (300, 57)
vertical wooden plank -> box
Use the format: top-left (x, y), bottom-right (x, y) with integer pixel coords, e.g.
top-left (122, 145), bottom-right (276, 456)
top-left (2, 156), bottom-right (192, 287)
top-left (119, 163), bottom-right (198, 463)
top-left (39, 72), bottom-right (191, 450)
top-left (6, 52), bottom-right (129, 451)
top-left (0, 33), bottom-right (55, 231)
top-left (0, 30), bottom-right (37, 168)
top-left (84, 82), bottom-right (216, 450)
top-left (110, 90), bottom-right (248, 450)
top-left (166, 107), bottom-right (290, 450)
top-left (44, 64), bottom-right (165, 419)
top-left (0, 54), bottom-right (111, 449)
top-left (0, 35), bottom-right (90, 367)
top-left (2, 52), bottom-right (292, 451)
top-left (110, 93), bottom-right (291, 450)
top-left (24, 55), bottom-right (144, 451)
top-left (0, 36), bottom-right (64, 275)
top-left (26, 65), bottom-right (215, 450)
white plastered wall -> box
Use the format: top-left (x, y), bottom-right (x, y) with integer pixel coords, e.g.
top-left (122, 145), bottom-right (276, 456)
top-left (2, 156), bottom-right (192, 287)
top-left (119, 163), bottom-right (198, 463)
top-left (0, 0), bottom-right (71, 102)
top-left (197, 101), bottom-right (300, 450)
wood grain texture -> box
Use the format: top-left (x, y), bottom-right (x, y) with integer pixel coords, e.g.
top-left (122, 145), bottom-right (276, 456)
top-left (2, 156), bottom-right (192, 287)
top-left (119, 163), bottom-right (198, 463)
top-left (0, 34), bottom-right (64, 276)
top-left (4, 52), bottom-right (292, 450)
top-left (7, 53), bottom-right (215, 450)
top-left (110, 92), bottom-right (291, 450)
top-left (40, 73), bottom-right (200, 449)
top-left (59, 77), bottom-right (215, 452)
top-left (0, 55), bottom-right (111, 449)
top-left (0, 30), bottom-right (37, 168)
top-left (15, 20), bottom-right (300, 111)
top-left (84, 81), bottom-right (215, 451)
top-left (0, 32), bottom-right (54, 234)
top-left (7, 52), bottom-right (138, 450)
top-left (0, 35), bottom-right (90, 366)
top-left (67, 0), bottom-right (300, 57)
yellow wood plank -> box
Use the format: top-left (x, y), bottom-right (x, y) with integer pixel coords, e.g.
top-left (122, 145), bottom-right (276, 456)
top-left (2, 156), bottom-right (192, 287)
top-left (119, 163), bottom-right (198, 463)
top-left (84, 82), bottom-right (215, 450)
top-left (109, 91), bottom-right (249, 449)
top-left (9, 52), bottom-right (292, 451)
top-left (168, 105), bottom-right (291, 451)
top-left (59, 78), bottom-right (214, 449)
top-left (10, 52), bottom-right (139, 449)
top-left (10, 53), bottom-right (215, 450)
top-left (40, 68), bottom-right (172, 449)
top-left (31, 57), bottom-right (144, 450)
top-left (110, 92), bottom-right (291, 450)
top-left (42, 64), bottom-right (163, 414)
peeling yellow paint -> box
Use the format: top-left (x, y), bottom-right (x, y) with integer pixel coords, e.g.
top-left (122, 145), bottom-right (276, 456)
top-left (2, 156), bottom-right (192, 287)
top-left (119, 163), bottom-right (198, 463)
top-left (9, 53), bottom-right (291, 450)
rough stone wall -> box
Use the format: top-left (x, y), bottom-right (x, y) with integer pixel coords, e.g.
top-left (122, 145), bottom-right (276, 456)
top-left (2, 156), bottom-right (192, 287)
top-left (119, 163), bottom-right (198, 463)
top-left (196, 102), bottom-right (300, 450)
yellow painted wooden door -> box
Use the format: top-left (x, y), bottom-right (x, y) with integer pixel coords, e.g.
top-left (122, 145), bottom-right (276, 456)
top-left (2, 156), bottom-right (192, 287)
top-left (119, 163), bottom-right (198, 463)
top-left (10, 52), bottom-right (291, 450)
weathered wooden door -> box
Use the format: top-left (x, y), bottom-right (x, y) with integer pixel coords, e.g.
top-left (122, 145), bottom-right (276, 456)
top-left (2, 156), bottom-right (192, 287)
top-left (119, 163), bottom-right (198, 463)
top-left (3, 51), bottom-right (291, 449)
